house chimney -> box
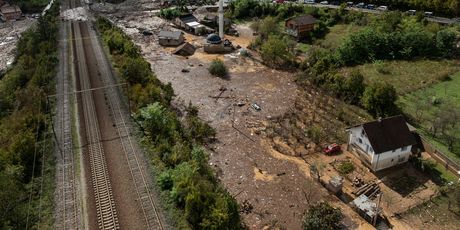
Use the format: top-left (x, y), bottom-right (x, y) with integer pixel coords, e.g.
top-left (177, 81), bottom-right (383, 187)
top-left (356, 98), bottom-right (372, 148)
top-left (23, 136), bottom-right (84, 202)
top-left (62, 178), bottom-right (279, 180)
top-left (218, 0), bottom-right (224, 39)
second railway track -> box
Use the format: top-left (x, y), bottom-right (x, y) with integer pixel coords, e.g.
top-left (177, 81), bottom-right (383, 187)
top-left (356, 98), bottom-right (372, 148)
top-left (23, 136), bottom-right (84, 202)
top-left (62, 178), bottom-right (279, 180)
top-left (72, 21), bottom-right (120, 230)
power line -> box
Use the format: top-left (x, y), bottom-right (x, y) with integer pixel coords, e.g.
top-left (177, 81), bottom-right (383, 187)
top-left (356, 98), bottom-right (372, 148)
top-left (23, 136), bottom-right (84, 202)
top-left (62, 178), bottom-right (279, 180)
top-left (25, 98), bottom-right (42, 230)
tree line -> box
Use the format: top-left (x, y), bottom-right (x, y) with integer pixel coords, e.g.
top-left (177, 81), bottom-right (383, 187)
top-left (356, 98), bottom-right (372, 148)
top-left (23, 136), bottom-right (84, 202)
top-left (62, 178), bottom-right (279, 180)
top-left (0, 1), bottom-right (60, 229)
top-left (96, 17), bottom-right (241, 229)
top-left (366, 0), bottom-right (460, 17)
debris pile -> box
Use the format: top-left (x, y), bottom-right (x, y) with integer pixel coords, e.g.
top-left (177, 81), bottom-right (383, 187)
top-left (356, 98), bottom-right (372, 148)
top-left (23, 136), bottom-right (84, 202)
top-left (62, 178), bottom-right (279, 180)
top-left (352, 180), bottom-right (381, 200)
top-left (0, 18), bottom-right (35, 73)
top-left (61, 7), bottom-right (89, 21)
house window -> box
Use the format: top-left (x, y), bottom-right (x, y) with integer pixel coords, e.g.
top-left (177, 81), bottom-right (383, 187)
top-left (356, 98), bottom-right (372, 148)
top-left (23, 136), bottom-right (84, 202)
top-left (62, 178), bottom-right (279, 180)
top-left (361, 129), bottom-right (365, 137)
top-left (358, 138), bottom-right (362, 144)
top-left (401, 146), bottom-right (407, 151)
top-left (369, 146), bottom-right (373, 153)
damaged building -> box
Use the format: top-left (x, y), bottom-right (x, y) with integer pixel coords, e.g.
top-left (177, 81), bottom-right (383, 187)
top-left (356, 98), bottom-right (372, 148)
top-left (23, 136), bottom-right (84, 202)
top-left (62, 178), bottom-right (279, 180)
top-left (158, 30), bottom-right (184, 46)
top-left (0, 4), bottom-right (22, 21)
top-left (174, 14), bottom-right (213, 35)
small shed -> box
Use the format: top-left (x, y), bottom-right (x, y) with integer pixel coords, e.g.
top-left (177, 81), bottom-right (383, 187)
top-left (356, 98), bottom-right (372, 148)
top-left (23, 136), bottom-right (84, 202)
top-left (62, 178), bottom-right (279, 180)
top-left (1, 5), bottom-right (22, 21)
top-left (158, 30), bottom-right (184, 46)
top-left (173, 42), bottom-right (196, 56)
top-left (285, 15), bottom-right (316, 40)
top-left (351, 194), bottom-right (377, 222)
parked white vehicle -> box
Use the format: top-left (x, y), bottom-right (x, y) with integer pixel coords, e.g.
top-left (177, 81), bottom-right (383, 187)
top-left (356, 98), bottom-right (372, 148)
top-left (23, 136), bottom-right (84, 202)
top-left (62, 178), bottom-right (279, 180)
top-left (376, 5), bottom-right (388, 11)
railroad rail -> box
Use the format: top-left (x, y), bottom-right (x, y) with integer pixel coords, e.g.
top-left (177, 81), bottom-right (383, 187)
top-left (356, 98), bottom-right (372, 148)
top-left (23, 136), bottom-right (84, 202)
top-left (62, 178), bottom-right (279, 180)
top-left (54, 0), bottom-right (82, 228)
top-left (83, 19), bottom-right (165, 230)
top-left (72, 21), bottom-right (120, 230)
top-left (55, 19), bottom-right (81, 230)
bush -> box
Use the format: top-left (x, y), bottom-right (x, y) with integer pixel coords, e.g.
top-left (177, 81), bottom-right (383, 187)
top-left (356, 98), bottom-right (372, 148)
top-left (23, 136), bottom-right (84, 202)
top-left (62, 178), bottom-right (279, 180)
top-left (303, 202), bottom-right (343, 230)
top-left (208, 59), bottom-right (228, 78)
top-left (260, 35), bottom-right (295, 69)
top-left (159, 7), bottom-right (183, 20)
top-left (337, 161), bottom-right (355, 175)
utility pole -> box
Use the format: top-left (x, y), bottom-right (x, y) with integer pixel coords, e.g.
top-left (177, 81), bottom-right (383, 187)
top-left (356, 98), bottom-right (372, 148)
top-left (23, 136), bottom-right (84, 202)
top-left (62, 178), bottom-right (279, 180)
top-left (218, 0), bottom-right (224, 39)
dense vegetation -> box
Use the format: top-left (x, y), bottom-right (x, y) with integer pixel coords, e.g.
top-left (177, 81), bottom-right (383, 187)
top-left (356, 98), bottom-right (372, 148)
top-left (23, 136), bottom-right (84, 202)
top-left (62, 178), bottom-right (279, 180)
top-left (96, 17), bottom-right (241, 229)
top-left (303, 202), bottom-right (343, 230)
top-left (11, 0), bottom-right (49, 13)
top-left (0, 1), bottom-right (60, 229)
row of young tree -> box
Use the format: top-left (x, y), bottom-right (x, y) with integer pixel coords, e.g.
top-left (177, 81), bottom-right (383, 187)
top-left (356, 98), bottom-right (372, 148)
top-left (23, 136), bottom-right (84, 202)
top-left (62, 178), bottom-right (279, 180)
top-left (337, 12), bottom-right (458, 66)
top-left (0, 2), bottom-right (60, 229)
top-left (96, 17), bottom-right (241, 229)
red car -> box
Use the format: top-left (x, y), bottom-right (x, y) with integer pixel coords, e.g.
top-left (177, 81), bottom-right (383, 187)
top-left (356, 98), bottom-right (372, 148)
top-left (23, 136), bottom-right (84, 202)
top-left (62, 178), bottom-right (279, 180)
top-left (323, 143), bottom-right (341, 154)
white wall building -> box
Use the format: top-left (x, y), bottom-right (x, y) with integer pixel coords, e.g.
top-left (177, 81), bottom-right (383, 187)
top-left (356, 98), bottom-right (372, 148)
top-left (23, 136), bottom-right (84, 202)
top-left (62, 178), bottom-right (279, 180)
top-left (347, 115), bottom-right (416, 172)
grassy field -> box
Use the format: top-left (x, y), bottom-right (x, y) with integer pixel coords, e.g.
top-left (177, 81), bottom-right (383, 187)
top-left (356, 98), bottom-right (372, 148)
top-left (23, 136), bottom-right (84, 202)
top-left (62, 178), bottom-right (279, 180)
top-left (341, 59), bottom-right (460, 95)
top-left (314, 24), bottom-right (364, 50)
top-left (399, 71), bottom-right (460, 161)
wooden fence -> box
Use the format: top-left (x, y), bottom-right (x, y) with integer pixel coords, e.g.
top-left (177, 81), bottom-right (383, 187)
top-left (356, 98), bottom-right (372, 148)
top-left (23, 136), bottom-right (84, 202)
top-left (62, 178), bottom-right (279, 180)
top-left (419, 135), bottom-right (460, 178)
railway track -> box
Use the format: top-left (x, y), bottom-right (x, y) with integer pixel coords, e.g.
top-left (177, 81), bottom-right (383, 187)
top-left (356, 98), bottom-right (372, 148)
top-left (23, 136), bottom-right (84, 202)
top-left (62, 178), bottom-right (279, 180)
top-left (72, 21), bottom-right (120, 230)
top-left (54, 0), bottom-right (81, 228)
top-left (82, 22), bottom-right (165, 230)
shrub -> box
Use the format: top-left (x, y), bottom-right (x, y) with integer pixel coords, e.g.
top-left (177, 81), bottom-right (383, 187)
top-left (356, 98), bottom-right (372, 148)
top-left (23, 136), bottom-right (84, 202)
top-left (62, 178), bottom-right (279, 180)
top-left (260, 35), bottom-right (295, 69)
top-left (208, 59), bottom-right (228, 78)
top-left (159, 7), bottom-right (183, 20)
top-left (337, 161), bottom-right (355, 175)
top-left (303, 202), bottom-right (343, 230)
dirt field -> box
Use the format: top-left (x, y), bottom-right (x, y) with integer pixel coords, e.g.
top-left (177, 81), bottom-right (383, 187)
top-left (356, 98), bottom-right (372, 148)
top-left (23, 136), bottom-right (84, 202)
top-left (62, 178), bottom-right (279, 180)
top-left (92, 2), bottom-right (451, 228)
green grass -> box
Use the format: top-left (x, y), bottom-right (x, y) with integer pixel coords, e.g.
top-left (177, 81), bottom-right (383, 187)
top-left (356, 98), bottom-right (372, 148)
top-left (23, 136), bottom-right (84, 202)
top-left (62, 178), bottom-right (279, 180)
top-left (399, 71), bottom-right (460, 163)
top-left (297, 43), bottom-right (311, 53)
top-left (341, 59), bottom-right (460, 95)
top-left (314, 24), bottom-right (365, 50)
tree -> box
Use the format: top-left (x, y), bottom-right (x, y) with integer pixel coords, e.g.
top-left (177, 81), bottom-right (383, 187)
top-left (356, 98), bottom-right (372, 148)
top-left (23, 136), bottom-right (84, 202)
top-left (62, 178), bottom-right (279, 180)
top-left (436, 29), bottom-right (457, 57)
top-left (250, 16), bottom-right (280, 40)
top-left (208, 59), bottom-right (228, 78)
top-left (361, 82), bottom-right (398, 117)
top-left (303, 202), bottom-right (343, 230)
top-left (342, 70), bottom-right (365, 104)
top-left (260, 35), bottom-right (295, 68)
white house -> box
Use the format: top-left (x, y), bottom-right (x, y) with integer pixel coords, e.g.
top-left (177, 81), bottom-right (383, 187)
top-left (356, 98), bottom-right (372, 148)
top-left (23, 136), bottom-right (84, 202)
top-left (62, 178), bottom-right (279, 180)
top-left (347, 115), bottom-right (416, 172)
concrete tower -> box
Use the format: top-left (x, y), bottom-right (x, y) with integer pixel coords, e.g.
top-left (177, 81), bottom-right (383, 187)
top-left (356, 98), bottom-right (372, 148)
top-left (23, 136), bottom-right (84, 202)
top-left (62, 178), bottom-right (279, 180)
top-left (218, 0), bottom-right (224, 39)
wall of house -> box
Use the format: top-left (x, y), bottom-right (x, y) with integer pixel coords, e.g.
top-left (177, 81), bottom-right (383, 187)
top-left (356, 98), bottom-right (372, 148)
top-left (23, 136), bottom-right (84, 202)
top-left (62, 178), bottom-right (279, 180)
top-left (349, 126), bottom-right (412, 171)
top-left (159, 37), bottom-right (184, 46)
top-left (349, 126), bottom-right (374, 156)
top-left (371, 146), bottom-right (412, 171)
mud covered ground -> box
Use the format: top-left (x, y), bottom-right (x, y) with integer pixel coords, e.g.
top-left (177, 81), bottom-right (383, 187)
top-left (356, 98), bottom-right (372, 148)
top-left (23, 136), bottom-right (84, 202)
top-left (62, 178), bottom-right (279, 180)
top-left (0, 18), bottom-right (36, 73)
top-left (92, 2), bottom-right (447, 228)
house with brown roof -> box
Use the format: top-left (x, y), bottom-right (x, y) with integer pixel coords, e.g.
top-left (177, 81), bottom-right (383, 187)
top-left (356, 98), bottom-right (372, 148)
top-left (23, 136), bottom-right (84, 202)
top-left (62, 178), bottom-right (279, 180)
top-left (347, 115), bottom-right (416, 172)
top-left (1, 4), bottom-right (22, 21)
top-left (285, 15), bottom-right (316, 40)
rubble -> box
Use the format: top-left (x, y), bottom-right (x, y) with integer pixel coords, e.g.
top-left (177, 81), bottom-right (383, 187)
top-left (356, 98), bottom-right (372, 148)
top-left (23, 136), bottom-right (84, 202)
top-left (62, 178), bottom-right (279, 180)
top-left (61, 7), bottom-right (89, 21)
top-left (0, 18), bottom-right (36, 73)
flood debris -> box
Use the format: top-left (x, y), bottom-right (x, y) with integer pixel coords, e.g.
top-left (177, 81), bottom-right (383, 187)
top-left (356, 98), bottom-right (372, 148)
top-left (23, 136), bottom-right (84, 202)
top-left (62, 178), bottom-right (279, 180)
top-left (158, 30), bottom-right (184, 46)
top-left (173, 42), bottom-right (195, 56)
